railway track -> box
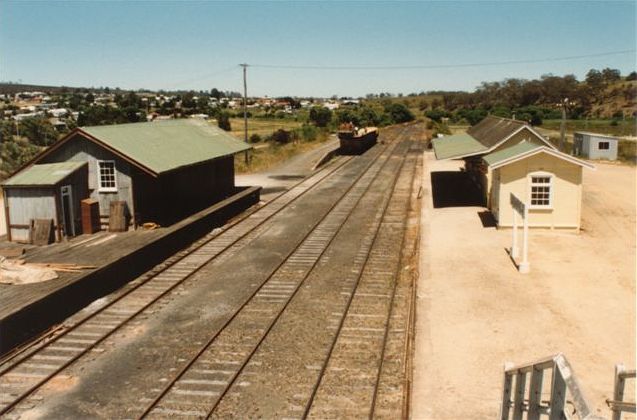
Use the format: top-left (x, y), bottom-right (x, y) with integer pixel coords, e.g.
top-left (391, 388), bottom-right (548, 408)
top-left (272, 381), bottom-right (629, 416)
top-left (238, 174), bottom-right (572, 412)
top-left (0, 147), bottom-right (359, 416)
top-left (138, 129), bottom-right (414, 419)
top-left (208, 133), bottom-right (422, 419)
top-left (0, 124), bottom-right (423, 419)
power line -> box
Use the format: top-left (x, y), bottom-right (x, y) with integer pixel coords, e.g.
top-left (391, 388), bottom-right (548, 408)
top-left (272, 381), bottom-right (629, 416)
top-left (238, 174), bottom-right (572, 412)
top-left (163, 65), bottom-right (238, 89)
top-left (248, 49), bottom-right (636, 71)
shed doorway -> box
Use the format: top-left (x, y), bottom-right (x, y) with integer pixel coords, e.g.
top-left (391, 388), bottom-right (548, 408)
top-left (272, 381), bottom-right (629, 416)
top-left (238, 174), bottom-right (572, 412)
top-left (60, 185), bottom-right (76, 237)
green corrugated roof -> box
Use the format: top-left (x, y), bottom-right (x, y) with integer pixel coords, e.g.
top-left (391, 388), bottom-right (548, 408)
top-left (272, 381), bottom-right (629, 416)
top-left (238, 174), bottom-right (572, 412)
top-left (482, 141), bottom-right (542, 166)
top-left (431, 133), bottom-right (487, 160)
top-left (3, 161), bottom-right (86, 187)
top-left (81, 119), bottom-right (250, 175)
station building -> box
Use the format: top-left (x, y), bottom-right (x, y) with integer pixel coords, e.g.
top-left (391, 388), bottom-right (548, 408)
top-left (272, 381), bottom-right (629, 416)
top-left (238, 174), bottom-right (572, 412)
top-left (2, 119), bottom-right (251, 242)
top-left (432, 116), bottom-right (594, 230)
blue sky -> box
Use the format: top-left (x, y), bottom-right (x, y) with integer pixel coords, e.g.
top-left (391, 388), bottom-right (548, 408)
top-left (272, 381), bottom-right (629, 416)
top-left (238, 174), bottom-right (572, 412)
top-left (1, 1), bottom-right (635, 97)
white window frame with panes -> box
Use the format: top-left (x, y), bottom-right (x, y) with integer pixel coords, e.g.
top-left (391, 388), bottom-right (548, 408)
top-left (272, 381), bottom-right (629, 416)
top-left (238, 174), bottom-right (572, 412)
top-left (528, 172), bottom-right (553, 210)
top-left (97, 160), bottom-right (118, 192)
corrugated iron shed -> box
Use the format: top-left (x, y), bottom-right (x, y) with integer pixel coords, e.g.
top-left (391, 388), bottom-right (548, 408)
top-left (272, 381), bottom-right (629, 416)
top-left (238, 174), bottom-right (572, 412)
top-left (2, 162), bottom-right (87, 187)
top-left (80, 119), bottom-right (250, 175)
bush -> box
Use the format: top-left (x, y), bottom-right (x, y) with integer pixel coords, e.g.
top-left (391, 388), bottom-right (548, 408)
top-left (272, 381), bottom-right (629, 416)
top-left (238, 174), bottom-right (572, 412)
top-left (217, 112), bottom-right (231, 131)
top-left (385, 103), bottom-right (414, 124)
top-left (425, 109), bottom-right (450, 123)
top-left (299, 124), bottom-right (318, 142)
top-left (249, 133), bottom-right (261, 143)
top-left (269, 129), bottom-right (293, 144)
top-left (308, 107), bottom-right (332, 127)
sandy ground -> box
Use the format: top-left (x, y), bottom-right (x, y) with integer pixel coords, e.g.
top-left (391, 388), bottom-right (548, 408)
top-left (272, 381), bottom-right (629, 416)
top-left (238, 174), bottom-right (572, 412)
top-left (413, 154), bottom-right (636, 419)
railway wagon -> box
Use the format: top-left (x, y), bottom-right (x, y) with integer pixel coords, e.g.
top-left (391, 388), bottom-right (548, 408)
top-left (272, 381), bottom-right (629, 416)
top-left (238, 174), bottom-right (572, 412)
top-left (338, 127), bottom-right (379, 155)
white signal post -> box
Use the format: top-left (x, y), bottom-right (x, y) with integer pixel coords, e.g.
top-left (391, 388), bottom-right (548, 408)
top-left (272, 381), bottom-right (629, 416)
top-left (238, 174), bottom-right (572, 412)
top-left (510, 193), bottom-right (530, 273)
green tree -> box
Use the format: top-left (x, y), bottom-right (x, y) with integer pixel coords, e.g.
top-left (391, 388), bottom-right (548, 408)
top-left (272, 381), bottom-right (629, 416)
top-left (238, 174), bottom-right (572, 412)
top-left (210, 88), bottom-right (223, 100)
top-left (217, 112), bottom-right (231, 131)
top-left (18, 118), bottom-right (59, 146)
top-left (601, 68), bottom-right (621, 84)
top-left (585, 69), bottom-right (604, 91)
top-left (385, 103), bottom-right (414, 124)
top-left (308, 107), bottom-right (332, 127)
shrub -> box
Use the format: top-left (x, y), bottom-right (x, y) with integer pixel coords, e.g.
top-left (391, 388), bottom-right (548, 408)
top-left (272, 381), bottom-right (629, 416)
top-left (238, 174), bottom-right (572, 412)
top-left (217, 112), bottom-right (231, 131)
top-left (249, 133), bottom-right (262, 143)
top-left (308, 107), bottom-right (332, 127)
top-left (269, 129), bottom-right (292, 144)
top-left (299, 124), bottom-right (318, 142)
top-left (385, 103), bottom-right (414, 124)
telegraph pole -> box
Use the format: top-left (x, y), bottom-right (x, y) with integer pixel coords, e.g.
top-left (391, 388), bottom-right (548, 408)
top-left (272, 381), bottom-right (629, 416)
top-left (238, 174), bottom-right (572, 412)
top-left (240, 63), bottom-right (249, 164)
top-left (559, 98), bottom-right (567, 152)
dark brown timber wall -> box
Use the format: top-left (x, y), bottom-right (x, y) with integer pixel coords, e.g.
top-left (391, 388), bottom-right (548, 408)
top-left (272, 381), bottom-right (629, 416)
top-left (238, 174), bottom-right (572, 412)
top-left (0, 186), bottom-right (261, 356)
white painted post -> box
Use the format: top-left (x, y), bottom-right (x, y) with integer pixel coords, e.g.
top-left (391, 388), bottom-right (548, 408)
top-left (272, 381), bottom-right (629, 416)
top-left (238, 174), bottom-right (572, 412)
top-left (519, 204), bottom-right (530, 273)
top-left (510, 193), bottom-right (530, 273)
top-left (511, 210), bottom-right (519, 259)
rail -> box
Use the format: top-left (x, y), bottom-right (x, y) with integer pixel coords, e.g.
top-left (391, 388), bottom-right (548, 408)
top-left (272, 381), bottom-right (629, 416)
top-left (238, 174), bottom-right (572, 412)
top-left (606, 364), bottom-right (636, 420)
top-left (138, 126), bottom-right (412, 418)
top-left (501, 353), bottom-right (605, 420)
top-left (0, 152), bottom-right (353, 416)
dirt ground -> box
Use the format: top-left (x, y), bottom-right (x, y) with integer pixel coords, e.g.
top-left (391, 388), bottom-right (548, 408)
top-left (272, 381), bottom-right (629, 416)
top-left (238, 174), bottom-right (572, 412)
top-left (413, 153), bottom-right (636, 419)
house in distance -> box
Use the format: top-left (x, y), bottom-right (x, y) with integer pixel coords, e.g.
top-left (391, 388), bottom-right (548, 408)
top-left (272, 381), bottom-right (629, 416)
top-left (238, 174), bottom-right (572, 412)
top-left (2, 119), bottom-right (251, 242)
top-left (432, 116), bottom-right (594, 230)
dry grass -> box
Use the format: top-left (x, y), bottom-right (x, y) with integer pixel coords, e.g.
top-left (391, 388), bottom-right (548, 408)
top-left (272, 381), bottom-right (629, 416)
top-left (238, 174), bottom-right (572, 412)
top-left (234, 136), bottom-right (330, 175)
top-left (228, 118), bottom-right (303, 140)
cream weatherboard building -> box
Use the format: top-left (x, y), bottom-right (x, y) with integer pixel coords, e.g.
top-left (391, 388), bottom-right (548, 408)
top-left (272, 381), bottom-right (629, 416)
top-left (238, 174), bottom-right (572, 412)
top-left (432, 116), bottom-right (594, 230)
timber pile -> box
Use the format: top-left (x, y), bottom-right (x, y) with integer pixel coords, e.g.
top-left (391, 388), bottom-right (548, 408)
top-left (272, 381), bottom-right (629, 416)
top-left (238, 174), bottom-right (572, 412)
top-left (13, 261), bottom-right (97, 273)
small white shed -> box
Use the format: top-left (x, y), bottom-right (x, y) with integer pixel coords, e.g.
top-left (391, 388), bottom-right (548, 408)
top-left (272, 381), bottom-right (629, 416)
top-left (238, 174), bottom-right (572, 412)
top-left (573, 132), bottom-right (619, 161)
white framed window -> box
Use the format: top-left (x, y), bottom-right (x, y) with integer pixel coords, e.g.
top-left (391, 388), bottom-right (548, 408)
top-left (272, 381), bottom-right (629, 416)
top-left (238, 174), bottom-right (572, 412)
top-left (97, 160), bottom-right (117, 192)
top-left (598, 141), bottom-right (610, 150)
top-left (529, 173), bottom-right (552, 209)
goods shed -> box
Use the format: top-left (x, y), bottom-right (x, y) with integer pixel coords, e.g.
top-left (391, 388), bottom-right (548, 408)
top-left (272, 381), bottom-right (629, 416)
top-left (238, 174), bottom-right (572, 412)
top-left (2, 119), bottom-right (251, 242)
top-left (431, 116), bottom-right (593, 230)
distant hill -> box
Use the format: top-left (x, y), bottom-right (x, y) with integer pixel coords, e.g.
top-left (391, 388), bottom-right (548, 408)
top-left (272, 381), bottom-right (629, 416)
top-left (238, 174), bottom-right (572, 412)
top-left (0, 83), bottom-right (97, 95)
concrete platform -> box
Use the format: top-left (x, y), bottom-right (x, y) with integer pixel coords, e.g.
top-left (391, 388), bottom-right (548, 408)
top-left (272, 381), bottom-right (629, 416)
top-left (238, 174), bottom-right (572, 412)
top-left (0, 186), bottom-right (261, 355)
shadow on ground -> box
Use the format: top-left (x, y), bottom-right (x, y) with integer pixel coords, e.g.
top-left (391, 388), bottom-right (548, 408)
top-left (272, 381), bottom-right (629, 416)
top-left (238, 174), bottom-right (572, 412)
top-left (430, 171), bottom-right (485, 208)
top-left (268, 175), bottom-right (306, 181)
top-left (478, 210), bottom-right (497, 228)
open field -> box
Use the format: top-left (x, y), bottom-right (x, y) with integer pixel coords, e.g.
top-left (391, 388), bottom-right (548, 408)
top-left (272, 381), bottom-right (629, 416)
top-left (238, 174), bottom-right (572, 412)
top-left (541, 119), bottom-right (637, 137)
top-left (228, 117), bottom-right (303, 140)
top-left (413, 155), bottom-right (636, 418)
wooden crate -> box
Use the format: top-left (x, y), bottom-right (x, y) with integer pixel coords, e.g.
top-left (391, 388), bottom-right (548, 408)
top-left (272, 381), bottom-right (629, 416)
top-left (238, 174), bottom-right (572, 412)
top-left (81, 199), bottom-right (101, 234)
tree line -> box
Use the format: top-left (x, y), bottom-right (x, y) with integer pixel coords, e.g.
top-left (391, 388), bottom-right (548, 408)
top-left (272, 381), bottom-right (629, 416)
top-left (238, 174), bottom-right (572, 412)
top-left (422, 68), bottom-right (636, 125)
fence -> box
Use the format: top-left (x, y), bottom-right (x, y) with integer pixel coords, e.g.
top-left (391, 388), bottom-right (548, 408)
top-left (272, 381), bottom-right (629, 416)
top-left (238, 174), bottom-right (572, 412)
top-left (501, 353), bottom-right (605, 420)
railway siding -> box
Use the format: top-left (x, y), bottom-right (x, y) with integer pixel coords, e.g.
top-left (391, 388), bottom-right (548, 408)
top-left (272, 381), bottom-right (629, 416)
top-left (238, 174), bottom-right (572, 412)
top-left (306, 144), bottom-right (421, 419)
top-left (140, 132), bottom-right (406, 418)
top-left (0, 124), bottom-right (426, 419)
top-left (210, 134), bottom-right (417, 419)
